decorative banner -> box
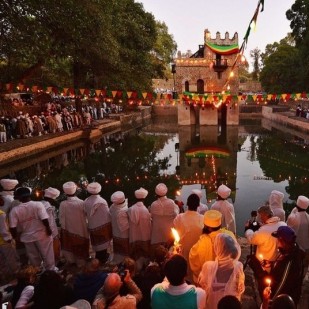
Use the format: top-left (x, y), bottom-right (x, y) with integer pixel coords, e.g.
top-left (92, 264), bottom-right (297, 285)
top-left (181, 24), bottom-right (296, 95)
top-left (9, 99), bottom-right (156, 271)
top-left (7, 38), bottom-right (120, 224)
top-left (79, 88), bottom-right (85, 95)
top-left (63, 88), bottom-right (68, 95)
top-left (112, 91), bottom-right (117, 98)
top-left (95, 89), bottom-right (101, 97)
top-left (47, 86), bottom-right (53, 93)
top-left (142, 92), bottom-right (147, 99)
top-left (31, 85), bottom-right (38, 93)
top-left (126, 91), bottom-right (132, 98)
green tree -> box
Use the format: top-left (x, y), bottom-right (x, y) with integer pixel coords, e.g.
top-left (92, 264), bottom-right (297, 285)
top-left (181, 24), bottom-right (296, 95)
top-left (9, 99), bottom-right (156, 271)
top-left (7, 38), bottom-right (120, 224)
top-left (259, 38), bottom-right (302, 93)
top-left (286, 0), bottom-right (309, 90)
top-left (0, 0), bottom-right (176, 94)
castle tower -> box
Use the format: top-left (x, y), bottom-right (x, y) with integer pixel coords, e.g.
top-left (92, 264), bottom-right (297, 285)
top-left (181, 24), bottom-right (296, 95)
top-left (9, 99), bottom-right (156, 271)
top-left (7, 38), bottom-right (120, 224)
top-left (175, 29), bottom-right (240, 125)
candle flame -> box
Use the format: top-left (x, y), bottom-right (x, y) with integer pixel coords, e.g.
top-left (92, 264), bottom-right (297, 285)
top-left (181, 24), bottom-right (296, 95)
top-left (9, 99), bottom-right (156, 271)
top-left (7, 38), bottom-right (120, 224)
top-left (171, 228), bottom-right (180, 244)
top-left (265, 278), bottom-right (271, 286)
top-left (259, 254), bottom-right (264, 260)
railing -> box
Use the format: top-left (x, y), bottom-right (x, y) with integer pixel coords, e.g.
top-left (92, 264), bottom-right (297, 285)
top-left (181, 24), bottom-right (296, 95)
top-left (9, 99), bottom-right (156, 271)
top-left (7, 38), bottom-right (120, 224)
top-left (212, 59), bottom-right (228, 72)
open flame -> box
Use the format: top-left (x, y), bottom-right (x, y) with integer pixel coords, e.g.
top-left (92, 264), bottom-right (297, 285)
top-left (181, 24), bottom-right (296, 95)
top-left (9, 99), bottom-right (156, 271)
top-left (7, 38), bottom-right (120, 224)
top-left (171, 228), bottom-right (180, 245)
top-left (265, 278), bottom-right (271, 287)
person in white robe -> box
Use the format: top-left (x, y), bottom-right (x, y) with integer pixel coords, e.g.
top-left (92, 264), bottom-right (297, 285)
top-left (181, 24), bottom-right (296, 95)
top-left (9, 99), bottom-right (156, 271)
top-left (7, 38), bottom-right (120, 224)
top-left (198, 233), bottom-right (245, 309)
top-left (268, 190), bottom-right (285, 221)
top-left (84, 182), bottom-right (112, 264)
top-left (0, 178), bottom-right (19, 213)
top-left (59, 181), bottom-right (89, 267)
top-left (192, 188), bottom-right (208, 215)
top-left (287, 195), bottom-right (309, 276)
top-left (42, 187), bottom-right (61, 263)
top-left (109, 191), bottom-right (129, 264)
top-left (149, 183), bottom-right (179, 253)
top-left (127, 187), bottom-right (152, 260)
top-left (211, 184), bottom-right (236, 234)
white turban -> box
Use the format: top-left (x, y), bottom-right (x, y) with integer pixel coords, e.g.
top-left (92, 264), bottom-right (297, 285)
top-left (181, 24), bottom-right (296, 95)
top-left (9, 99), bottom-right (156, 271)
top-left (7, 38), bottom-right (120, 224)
top-left (135, 187), bottom-right (148, 199)
top-left (217, 184), bottom-right (231, 199)
top-left (155, 183), bottom-right (168, 197)
top-left (44, 187), bottom-right (60, 199)
top-left (63, 181), bottom-right (77, 195)
top-left (87, 182), bottom-right (101, 195)
top-left (0, 179), bottom-right (18, 191)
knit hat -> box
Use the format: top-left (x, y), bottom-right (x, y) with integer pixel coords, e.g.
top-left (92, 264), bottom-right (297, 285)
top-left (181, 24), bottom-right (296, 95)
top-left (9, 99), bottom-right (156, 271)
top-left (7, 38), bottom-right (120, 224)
top-left (297, 195), bottom-right (309, 210)
top-left (63, 181), bottom-right (77, 195)
top-left (111, 191), bottom-right (125, 204)
top-left (217, 184), bottom-right (231, 199)
top-left (87, 182), bottom-right (101, 195)
top-left (155, 183), bottom-right (168, 197)
top-left (0, 179), bottom-right (18, 190)
top-left (204, 210), bottom-right (222, 227)
top-left (135, 187), bottom-right (148, 199)
top-left (44, 187), bottom-right (60, 199)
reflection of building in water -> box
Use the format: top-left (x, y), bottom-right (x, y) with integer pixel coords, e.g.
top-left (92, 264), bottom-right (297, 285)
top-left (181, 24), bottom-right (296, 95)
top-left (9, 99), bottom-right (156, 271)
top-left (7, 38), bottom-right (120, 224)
top-left (177, 125), bottom-right (238, 200)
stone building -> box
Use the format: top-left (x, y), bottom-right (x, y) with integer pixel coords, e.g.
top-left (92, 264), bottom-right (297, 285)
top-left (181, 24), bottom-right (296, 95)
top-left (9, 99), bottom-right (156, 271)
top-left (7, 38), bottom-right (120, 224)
top-left (174, 29), bottom-right (241, 125)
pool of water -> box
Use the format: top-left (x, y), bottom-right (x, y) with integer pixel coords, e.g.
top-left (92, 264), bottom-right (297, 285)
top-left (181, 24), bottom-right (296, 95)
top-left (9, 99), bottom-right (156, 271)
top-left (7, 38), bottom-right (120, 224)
top-left (7, 117), bottom-right (309, 236)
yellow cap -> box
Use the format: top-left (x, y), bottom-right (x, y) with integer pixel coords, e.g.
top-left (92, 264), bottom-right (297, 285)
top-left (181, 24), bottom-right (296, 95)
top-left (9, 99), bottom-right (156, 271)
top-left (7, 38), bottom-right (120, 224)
top-left (204, 210), bottom-right (222, 227)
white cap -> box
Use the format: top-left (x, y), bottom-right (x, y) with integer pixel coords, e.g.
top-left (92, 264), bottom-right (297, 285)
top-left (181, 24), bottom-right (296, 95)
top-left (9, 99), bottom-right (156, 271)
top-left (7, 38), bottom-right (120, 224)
top-left (155, 183), bottom-right (168, 197)
top-left (297, 195), bottom-right (309, 210)
top-left (111, 191), bottom-right (125, 204)
top-left (192, 189), bottom-right (202, 199)
top-left (135, 187), bottom-right (148, 199)
top-left (44, 187), bottom-right (60, 199)
top-left (217, 184), bottom-right (231, 199)
top-left (87, 182), bottom-right (101, 195)
top-left (63, 181), bottom-right (77, 195)
top-left (0, 179), bottom-right (18, 190)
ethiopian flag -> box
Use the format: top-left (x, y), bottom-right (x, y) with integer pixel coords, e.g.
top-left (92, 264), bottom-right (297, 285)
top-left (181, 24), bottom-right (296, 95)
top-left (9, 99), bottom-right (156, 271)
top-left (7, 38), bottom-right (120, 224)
top-left (206, 42), bottom-right (239, 55)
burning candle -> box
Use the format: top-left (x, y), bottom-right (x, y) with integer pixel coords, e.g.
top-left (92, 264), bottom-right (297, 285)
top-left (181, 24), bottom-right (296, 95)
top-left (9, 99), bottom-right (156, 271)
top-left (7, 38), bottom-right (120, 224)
top-left (265, 278), bottom-right (271, 287)
top-left (171, 228), bottom-right (181, 254)
top-left (259, 254), bottom-right (264, 261)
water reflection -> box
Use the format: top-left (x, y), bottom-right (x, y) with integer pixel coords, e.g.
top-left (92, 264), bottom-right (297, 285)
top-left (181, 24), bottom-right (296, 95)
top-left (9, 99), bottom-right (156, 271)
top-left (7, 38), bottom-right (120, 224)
top-left (4, 118), bottom-right (309, 235)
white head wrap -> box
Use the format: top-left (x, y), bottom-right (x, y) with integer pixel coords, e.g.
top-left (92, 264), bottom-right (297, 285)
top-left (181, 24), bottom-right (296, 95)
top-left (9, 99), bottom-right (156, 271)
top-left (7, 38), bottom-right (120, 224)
top-left (87, 182), bottom-right (101, 195)
top-left (217, 184), bottom-right (231, 199)
top-left (63, 181), bottom-right (77, 195)
top-left (0, 179), bottom-right (18, 191)
top-left (135, 187), bottom-right (148, 199)
top-left (297, 195), bottom-right (309, 210)
top-left (155, 183), bottom-right (168, 197)
top-left (44, 187), bottom-right (60, 199)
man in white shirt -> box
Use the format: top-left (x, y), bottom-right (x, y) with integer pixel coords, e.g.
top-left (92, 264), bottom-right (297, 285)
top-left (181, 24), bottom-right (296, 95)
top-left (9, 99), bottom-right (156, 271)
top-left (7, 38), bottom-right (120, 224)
top-left (245, 205), bottom-right (287, 271)
top-left (9, 187), bottom-right (55, 270)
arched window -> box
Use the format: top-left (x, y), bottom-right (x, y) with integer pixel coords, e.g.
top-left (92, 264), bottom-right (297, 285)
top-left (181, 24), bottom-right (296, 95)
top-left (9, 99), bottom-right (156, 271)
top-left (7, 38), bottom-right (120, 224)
top-left (185, 81), bottom-right (189, 92)
top-left (197, 79), bottom-right (204, 93)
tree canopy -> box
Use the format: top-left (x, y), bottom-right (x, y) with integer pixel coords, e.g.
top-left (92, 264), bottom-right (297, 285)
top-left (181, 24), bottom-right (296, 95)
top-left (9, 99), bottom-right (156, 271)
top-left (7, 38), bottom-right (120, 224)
top-left (0, 0), bottom-right (177, 92)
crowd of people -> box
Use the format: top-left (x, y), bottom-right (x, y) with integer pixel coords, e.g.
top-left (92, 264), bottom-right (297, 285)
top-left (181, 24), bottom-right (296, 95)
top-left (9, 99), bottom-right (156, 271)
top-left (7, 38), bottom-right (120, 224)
top-left (0, 178), bottom-right (308, 308)
top-left (0, 101), bottom-right (123, 143)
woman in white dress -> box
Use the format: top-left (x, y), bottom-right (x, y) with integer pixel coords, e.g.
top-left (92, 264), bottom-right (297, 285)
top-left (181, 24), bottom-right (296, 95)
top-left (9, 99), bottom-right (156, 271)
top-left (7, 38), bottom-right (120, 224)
top-left (198, 233), bottom-right (245, 309)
